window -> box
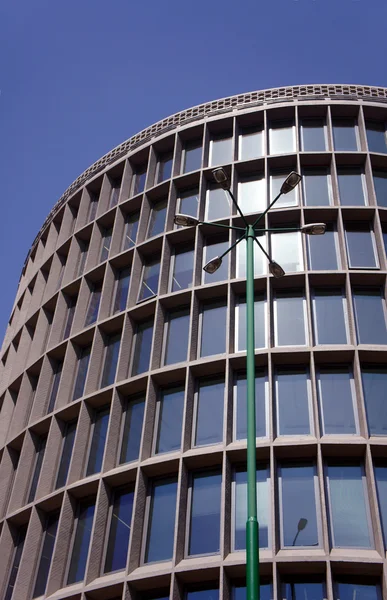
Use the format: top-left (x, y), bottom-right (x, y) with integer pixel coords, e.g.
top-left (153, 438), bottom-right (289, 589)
top-left (113, 267), bottom-right (131, 313)
top-left (374, 465), bottom-right (387, 546)
top-left (239, 126), bottom-right (264, 160)
top-left (271, 172), bottom-right (298, 207)
top-left (132, 164), bottom-right (147, 196)
top-left (238, 175), bottom-right (266, 213)
top-left (178, 188), bottom-right (199, 219)
top-left (32, 512), bottom-right (59, 598)
top-left (188, 470), bottom-right (221, 556)
top-left (131, 318), bottom-right (154, 375)
top-left (145, 477), bottom-right (178, 562)
top-left (234, 371), bottom-right (267, 440)
top-left (312, 288), bottom-right (347, 344)
top-left (67, 498), bottom-right (95, 584)
top-left (332, 118), bottom-right (358, 151)
top-left (200, 300), bottom-right (227, 357)
top-left (122, 212), bottom-right (139, 250)
top-left (269, 120), bottom-right (295, 154)
top-left (234, 466), bottom-right (270, 549)
top-left (300, 118), bottom-right (327, 151)
top-left (63, 296), bottom-right (76, 339)
top-left (4, 524), bottom-right (27, 600)
top-left (317, 368), bottom-right (357, 435)
top-left (345, 223), bottom-right (377, 268)
top-left (361, 368), bottom-right (387, 435)
top-left (194, 378), bottom-right (224, 447)
top-left (236, 233), bottom-right (267, 277)
top-left (353, 289), bottom-right (387, 344)
top-left (326, 463), bottom-right (372, 547)
top-left (271, 231), bottom-right (303, 273)
top-left (337, 167), bottom-right (366, 206)
top-left (101, 333), bottom-right (121, 387)
top-left (84, 283), bottom-right (102, 326)
top-left (279, 463), bottom-right (319, 547)
top-left (164, 308), bottom-right (190, 365)
top-left (27, 436), bottom-right (46, 503)
top-left (372, 170), bottom-right (387, 207)
top-left (138, 258), bottom-right (160, 301)
top-left (186, 588), bottom-right (219, 600)
top-left (236, 294), bottom-right (266, 351)
top-left (275, 369), bottom-right (311, 436)
top-left (155, 386), bottom-right (184, 454)
top-left (203, 239), bottom-right (229, 283)
top-left (55, 420), bottom-right (77, 489)
top-left (307, 224), bottom-right (339, 270)
top-left (366, 120), bottom-right (387, 154)
top-left (77, 240), bottom-right (89, 276)
top-left (72, 345), bottom-right (91, 401)
top-left (302, 167), bottom-right (331, 206)
top-left (334, 582), bottom-right (381, 600)
top-left (147, 199), bottom-right (167, 238)
top-left (171, 246), bottom-right (194, 291)
top-left (47, 360), bottom-right (63, 413)
top-left (86, 406), bottom-right (110, 476)
top-left (283, 582), bottom-right (325, 600)
top-left (274, 290), bottom-right (307, 346)
top-left (87, 193), bottom-right (99, 222)
top-left (157, 152), bottom-right (173, 183)
top-left (182, 140), bottom-right (202, 173)
top-left (206, 187), bottom-right (231, 220)
top-left (232, 583), bottom-right (272, 600)
top-left (120, 396), bottom-right (145, 463)
top-left (109, 178), bottom-right (121, 208)
top-left (209, 134), bottom-right (233, 166)
top-left (104, 486), bottom-right (134, 572)
top-left (100, 227), bottom-right (112, 262)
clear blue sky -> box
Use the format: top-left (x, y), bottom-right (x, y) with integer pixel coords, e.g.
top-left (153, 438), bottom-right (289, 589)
top-left (0, 0), bottom-right (386, 341)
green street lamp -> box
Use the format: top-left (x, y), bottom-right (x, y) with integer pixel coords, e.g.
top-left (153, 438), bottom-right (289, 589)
top-left (174, 167), bottom-right (325, 600)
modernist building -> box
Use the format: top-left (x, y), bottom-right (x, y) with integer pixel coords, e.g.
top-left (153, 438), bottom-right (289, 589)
top-left (2, 84), bottom-right (387, 600)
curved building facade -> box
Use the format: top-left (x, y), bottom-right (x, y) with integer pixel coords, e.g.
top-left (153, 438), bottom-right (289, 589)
top-left (1, 84), bottom-right (387, 600)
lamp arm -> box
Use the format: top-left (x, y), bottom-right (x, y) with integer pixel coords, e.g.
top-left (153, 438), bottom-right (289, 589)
top-left (252, 191), bottom-right (283, 228)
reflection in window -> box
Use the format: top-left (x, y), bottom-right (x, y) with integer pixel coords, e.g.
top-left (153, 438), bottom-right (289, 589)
top-left (100, 227), bottom-right (112, 262)
top-left (101, 333), bottom-right (121, 387)
top-left (332, 118), bottom-right (358, 151)
top-left (84, 283), bottom-right (102, 326)
top-left (345, 224), bottom-right (377, 268)
top-left (87, 193), bottom-right (99, 222)
top-left (122, 212), bottom-right (139, 250)
top-left (171, 247), bottom-right (194, 291)
top-left (155, 386), bottom-right (184, 454)
top-left (63, 295), bottom-right (76, 339)
top-left (145, 478), bottom-right (177, 562)
top-left (236, 295), bottom-right (266, 350)
top-left (109, 178), bottom-right (121, 208)
top-left (120, 396), bottom-right (145, 463)
top-left (67, 499), bottom-right (96, 584)
top-left (302, 167), bottom-right (331, 206)
top-left (104, 486), bottom-right (134, 573)
top-left (131, 318), bottom-right (154, 375)
top-left (182, 140), bottom-right (202, 173)
top-left (238, 175), bottom-right (266, 213)
top-left (178, 188), bottom-right (199, 219)
top-left (4, 524), bottom-right (27, 600)
top-left (206, 187), bottom-right (231, 220)
top-left (271, 231), bottom-right (303, 273)
top-left (234, 466), bottom-right (270, 549)
top-left (164, 308), bottom-right (190, 365)
top-left (72, 345), bottom-right (91, 401)
top-left (77, 240), bottom-right (89, 277)
top-left (236, 233), bottom-right (266, 277)
top-left (366, 120), bottom-right (387, 154)
top-left (47, 360), bottom-right (63, 413)
top-left (188, 470), bottom-right (221, 556)
top-left (147, 199), bottom-right (167, 238)
top-left (157, 153), bottom-right (173, 183)
top-left (312, 288), bottom-right (347, 344)
top-left (138, 258), bottom-right (160, 301)
top-left (374, 465), bottom-right (387, 546)
top-left (317, 368), bottom-right (357, 435)
top-left (200, 300), bottom-right (227, 357)
top-left (113, 267), bottom-right (131, 313)
top-left (300, 118), bottom-right (326, 151)
top-left (86, 406), bottom-right (110, 476)
top-left (361, 368), bottom-right (387, 435)
top-left (275, 369), bottom-right (311, 436)
top-left (195, 378), bottom-right (224, 447)
top-left (234, 370), bottom-right (267, 440)
top-left (132, 165), bottom-right (147, 196)
top-left (338, 167), bottom-right (366, 206)
top-left (28, 436), bottom-right (46, 503)
top-left (372, 170), bottom-right (387, 207)
top-left (335, 582), bottom-right (381, 600)
top-left (275, 290), bottom-right (306, 346)
top-left (271, 172), bottom-right (298, 207)
top-left (32, 513), bottom-right (59, 598)
top-left (283, 582), bottom-right (325, 600)
top-left (203, 239), bottom-right (229, 283)
top-left (239, 127), bottom-right (263, 160)
top-left (209, 134), bottom-right (233, 167)
top-left (308, 224), bottom-right (339, 270)
top-left (269, 121), bottom-right (295, 154)
top-left (232, 583), bottom-right (272, 600)
top-left (326, 463), bottom-right (372, 548)
top-left (279, 463), bottom-right (319, 547)
top-left (353, 289), bottom-right (387, 344)
top-left (55, 420), bottom-right (77, 489)
top-left (187, 588), bottom-right (219, 600)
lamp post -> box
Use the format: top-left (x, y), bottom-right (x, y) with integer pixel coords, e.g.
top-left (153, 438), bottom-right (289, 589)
top-left (174, 169), bottom-right (325, 600)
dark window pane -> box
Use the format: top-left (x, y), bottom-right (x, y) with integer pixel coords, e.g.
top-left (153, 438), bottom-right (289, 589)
top-left (353, 289), bottom-right (387, 344)
top-left (32, 513), bottom-right (59, 598)
top-left (345, 225), bottom-right (377, 268)
top-left (195, 378), bottom-right (224, 446)
top-left (67, 499), bottom-right (95, 584)
top-left (86, 406), bottom-right (110, 476)
top-left (131, 319), bottom-right (154, 375)
top-left (189, 470), bottom-right (221, 556)
top-left (333, 118), bottom-right (358, 151)
top-left (85, 284), bottom-right (102, 326)
top-left (335, 582), bottom-right (380, 600)
top-left (157, 154), bottom-right (173, 183)
top-left (187, 589), bottom-right (219, 600)
top-left (283, 582), bottom-right (325, 600)
top-left (138, 259), bottom-right (160, 301)
top-left (77, 240), bottom-right (89, 277)
top-left (301, 118), bottom-right (326, 151)
top-left (109, 180), bottom-right (121, 208)
top-left (373, 170), bottom-right (387, 207)
top-left (87, 194), bottom-right (98, 222)
top-left (63, 296), bottom-right (76, 339)
top-left (318, 368), bottom-right (357, 435)
top-left (147, 200), bottom-right (167, 238)
top-left (308, 226), bottom-right (339, 270)
top-left (101, 333), bottom-right (121, 387)
top-left (275, 369), bottom-right (311, 436)
top-left (275, 291), bottom-right (306, 346)
top-left (155, 386), bottom-right (184, 454)
top-left (183, 141), bottom-right (202, 173)
top-left (239, 127), bottom-right (263, 160)
top-left (302, 168), bottom-right (331, 206)
top-left (47, 360), bottom-right (63, 413)
top-left (132, 166), bottom-right (147, 196)
top-left (171, 247), bottom-right (194, 291)
top-left (113, 267), bottom-right (131, 313)
top-left (235, 370), bottom-right (267, 440)
top-left (366, 121), bottom-right (387, 154)
top-left (100, 227), bottom-right (112, 262)
top-left (269, 121), bottom-right (295, 154)
top-left (338, 168), bottom-right (366, 206)
top-left (120, 397), bottom-right (145, 463)
top-left (200, 301), bottom-right (227, 357)
top-left (280, 464), bottom-right (319, 547)
top-left (312, 289), bottom-right (347, 344)
top-left (209, 135), bottom-right (233, 166)
top-left (234, 467), bottom-right (270, 550)
top-left (203, 239), bottom-right (229, 283)
top-left (232, 583), bottom-right (272, 600)
top-left (4, 525), bottom-right (27, 600)
top-left (327, 464), bottom-right (372, 547)
top-left (236, 295), bottom-right (266, 350)
top-left (72, 345), bottom-right (91, 401)
top-left (164, 308), bottom-right (190, 365)
top-left (361, 368), bottom-right (387, 435)
top-left (145, 478), bottom-right (177, 562)
top-left (28, 436), bottom-right (46, 503)
top-left (206, 187), bottom-right (231, 221)
top-left (374, 466), bottom-right (387, 547)
top-left (178, 188), bottom-right (199, 218)
top-left (122, 212), bottom-right (139, 250)
top-left (55, 420), bottom-right (77, 489)
top-left (104, 487), bottom-right (134, 573)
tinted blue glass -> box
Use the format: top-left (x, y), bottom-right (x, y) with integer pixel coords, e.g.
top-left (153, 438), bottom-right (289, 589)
top-left (353, 290), bottom-right (387, 344)
top-left (237, 295), bottom-right (266, 350)
top-left (283, 582), bottom-right (325, 600)
top-left (183, 141), bottom-right (202, 173)
top-left (345, 227), bottom-right (377, 268)
top-left (104, 487), bottom-right (134, 572)
top-left (203, 239), bottom-right (229, 283)
top-left (100, 228), bottom-right (112, 262)
top-left (132, 319), bottom-right (153, 375)
top-left (56, 420), bottom-right (77, 489)
top-left (4, 525), bottom-right (27, 600)
top-left (156, 387), bottom-right (184, 453)
top-left (195, 378), bottom-right (224, 446)
top-left (139, 260), bottom-right (160, 301)
top-left (172, 248), bottom-right (194, 291)
top-left (164, 308), bottom-right (190, 365)
top-left (67, 500), bottom-right (95, 584)
top-left (179, 188), bottom-right (199, 218)
top-left (187, 589), bottom-right (219, 600)
top-left (200, 301), bottom-right (227, 357)
top-left (148, 200), bottom-right (167, 238)
top-left (301, 118), bottom-right (326, 151)
top-left (123, 212), bottom-right (139, 249)
top-left (366, 121), bottom-right (387, 153)
top-left (113, 267), bottom-right (131, 313)
top-left (276, 370), bottom-right (310, 436)
top-left (234, 467), bottom-right (270, 549)
top-left (373, 170), bottom-right (387, 207)
top-left (232, 584), bottom-right (272, 600)
top-left (361, 369), bottom-right (387, 435)
top-left (33, 513), bottom-right (59, 597)
top-left (275, 292), bottom-right (306, 346)
top-left (374, 466), bottom-right (387, 547)
top-left (235, 371), bottom-right (267, 439)
top-left (47, 360), bottom-right (63, 413)
top-left (157, 154), bottom-right (173, 182)
top-left (308, 227), bottom-right (338, 270)
top-left (333, 119), bottom-right (358, 151)
top-left (132, 167), bottom-right (147, 195)
top-left (318, 369), bottom-right (356, 435)
top-left (101, 333), bottom-right (121, 387)
top-left (336, 582), bottom-right (380, 600)
top-left (145, 478), bottom-right (177, 562)
top-left (120, 397), bottom-right (145, 463)
top-left (86, 407), bottom-right (110, 476)
top-left (72, 346), bottom-right (91, 401)
top-left (280, 464), bottom-right (319, 547)
top-left (189, 471), bottom-right (221, 555)
top-left (313, 289), bottom-right (347, 344)
top-left (338, 168), bottom-right (365, 206)
top-left (85, 285), bottom-right (101, 326)
top-left (303, 168), bottom-right (330, 206)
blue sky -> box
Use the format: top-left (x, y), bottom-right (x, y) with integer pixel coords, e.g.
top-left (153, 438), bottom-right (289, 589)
top-left (0, 0), bottom-right (386, 340)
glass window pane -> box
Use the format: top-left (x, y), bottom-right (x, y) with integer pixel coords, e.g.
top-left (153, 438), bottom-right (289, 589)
top-left (275, 291), bottom-right (306, 346)
top-left (72, 345), bottom-right (91, 401)
top-left (275, 369), bottom-right (311, 436)
top-left (113, 267), bottom-right (131, 313)
top-left (353, 289), bottom-right (387, 344)
top-left (147, 200), bottom-right (167, 238)
top-left (269, 122), bottom-right (295, 154)
top-left (366, 121), bottom-right (387, 154)
top-left (203, 239), bottom-right (229, 284)
top-left (338, 168), bottom-right (366, 206)
top-left (104, 488), bottom-right (133, 573)
top-left (109, 179), bottom-right (121, 208)
top-left (200, 301), bottom-right (227, 357)
top-left (28, 436), bottom-right (46, 503)
top-left (374, 465), bottom-right (387, 546)
top-left (308, 225), bottom-right (338, 270)
top-left (333, 119), bottom-right (358, 151)
top-left (235, 370), bottom-right (267, 440)
top-left (155, 386), bottom-right (184, 454)
top-left (86, 406), bottom-right (110, 476)
top-left (233, 584), bottom-right (272, 600)
top-left (131, 319), bottom-right (153, 375)
top-left (335, 582), bottom-right (380, 600)
top-left (145, 478), bottom-right (177, 562)
top-left (138, 259), bottom-right (160, 301)
top-left (280, 464), bottom-right (319, 547)
top-left (327, 464), bottom-right (372, 547)
top-left (238, 176), bottom-right (266, 213)
top-left (85, 284), bottom-right (102, 326)
top-left (361, 368), bottom-right (387, 435)
top-left (32, 513), bottom-right (59, 598)
top-left (195, 378), bottom-right (224, 447)
top-left (77, 240), bottom-right (89, 277)
top-left (302, 168), bottom-right (331, 206)
top-left (345, 225), bottom-right (377, 268)
top-left (283, 582), bottom-right (325, 600)
top-left (318, 368), bottom-right (357, 435)
top-left (164, 308), bottom-right (190, 365)
top-left (234, 466), bottom-right (270, 549)
top-left (183, 141), bottom-right (202, 173)
top-left (236, 295), bottom-right (266, 350)
top-left (120, 397), bottom-right (145, 463)
top-left (47, 360), bottom-right (63, 414)
top-left (206, 187), bottom-right (231, 220)
top-left (178, 188), bottom-right (199, 218)
top-left (88, 195), bottom-right (98, 222)
top-left (122, 212), bottom-right (139, 250)
top-left (189, 470), bottom-right (221, 556)
top-left (101, 333), bottom-right (121, 387)
top-left (373, 170), bottom-right (387, 207)
top-left (67, 500), bottom-right (96, 584)
top-left (157, 154), bottom-right (173, 183)
top-left (313, 289), bottom-right (347, 344)
top-left (132, 165), bottom-right (147, 196)
top-left (239, 127), bottom-right (263, 160)
top-left (236, 234), bottom-right (266, 277)
top-left (5, 525), bottom-right (27, 600)
top-left (301, 118), bottom-right (326, 151)
top-left (56, 420), bottom-right (77, 489)
top-left (271, 231), bottom-right (303, 273)
top-left (209, 135), bottom-right (233, 166)
top-left (100, 228), bottom-right (112, 262)
top-left (171, 247), bottom-right (194, 291)
top-left (271, 173), bottom-right (298, 207)
top-left (63, 296), bottom-right (76, 340)
top-left (187, 589), bottom-right (219, 600)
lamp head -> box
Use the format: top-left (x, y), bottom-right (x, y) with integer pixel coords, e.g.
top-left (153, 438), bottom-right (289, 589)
top-left (269, 261), bottom-right (285, 278)
top-left (301, 223), bottom-right (326, 236)
top-left (212, 167), bottom-right (231, 191)
top-left (203, 256), bottom-right (222, 274)
top-left (174, 214), bottom-right (199, 227)
top-left (297, 518), bottom-right (308, 532)
top-left (281, 171), bottom-right (302, 195)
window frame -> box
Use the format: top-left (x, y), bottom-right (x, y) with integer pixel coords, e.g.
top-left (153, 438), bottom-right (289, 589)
top-left (311, 287), bottom-right (349, 345)
top-left (161, 307), bottom-right (190, 366)
top-left (100, 332), bottom-right (121, 388)
top-left (146, 198), bottom-right (168, 239)
top-left (118, 394), bottom-right (146, 465)
top-left (31, 511), bottom-right (60, 598)
top-left (152, 384), bottom-right (185, 455)
top-left (137, 257), bottom-right (161, 303)
top-left (65, 496), bottom-right (96, 585)
top-left (85, 405), bottom-right (111, 477)
top-left (301, 166), bottom-right (332, 207)
top-left (102, 483), bottom-right (134, 574)
top-left (352, 287), bottom-right (387, 344)
top-left (181, 139), bottom-right (202, 174)
top-left (55, 419), bottom-right (77, 489)
top-left (316, 366), bottom-right (359, 436)
top-left (306, 223), bottom-right (340, 271)
top-left (273, 289), bottom-right (308, 347)
top-left (337, 166), bottom-right (368, 207)
top-left (198, 299), bottom-right (228, 358)
top-left (192, 376), bottom-right (225, 448)
top-left (300, 117), bottom-right (328, 152)
top-left (274, 368), bottom-right (314, 437)
top-left (122, 211), bottom-right (140, 251)
top-left (156, 152), bottom-right (174, 184)
top-left (332, 117), bottom-right (360, 151)
top-left (130, 317), bottom-right (154, 376)
top-left (169, 244), bottom-right (194, 293)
